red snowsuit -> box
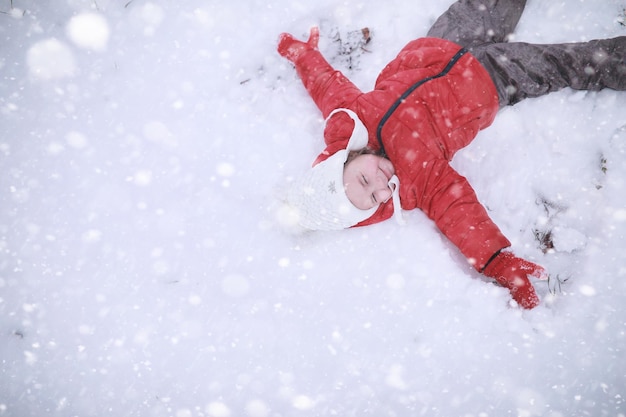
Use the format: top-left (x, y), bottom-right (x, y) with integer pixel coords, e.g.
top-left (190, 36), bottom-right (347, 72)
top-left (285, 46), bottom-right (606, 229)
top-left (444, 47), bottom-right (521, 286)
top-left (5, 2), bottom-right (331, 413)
top-left (292, 37), bottom-right (510, 271)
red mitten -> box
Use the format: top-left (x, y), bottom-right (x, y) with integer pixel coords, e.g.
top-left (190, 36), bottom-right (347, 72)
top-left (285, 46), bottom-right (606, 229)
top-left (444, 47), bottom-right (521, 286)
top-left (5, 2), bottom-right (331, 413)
top-left (482, 251), bottom-right (547, 309)
top-left (277, 26), bottom-right (319, 62)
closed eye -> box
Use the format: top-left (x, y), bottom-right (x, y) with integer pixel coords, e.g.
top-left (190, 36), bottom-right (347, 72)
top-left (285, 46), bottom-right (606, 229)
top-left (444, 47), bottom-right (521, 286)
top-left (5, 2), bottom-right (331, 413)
top-left (361, 174), bottom-right (368, 185)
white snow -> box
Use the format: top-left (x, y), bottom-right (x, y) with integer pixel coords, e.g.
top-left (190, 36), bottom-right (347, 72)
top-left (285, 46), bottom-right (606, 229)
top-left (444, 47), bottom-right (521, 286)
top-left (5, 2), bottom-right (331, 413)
top-left (66, 12), bottom-right (110, 51)
top-left (26, 38), bottom-right (76, 80)
top-left (1, 1), bottom-right (626, 416)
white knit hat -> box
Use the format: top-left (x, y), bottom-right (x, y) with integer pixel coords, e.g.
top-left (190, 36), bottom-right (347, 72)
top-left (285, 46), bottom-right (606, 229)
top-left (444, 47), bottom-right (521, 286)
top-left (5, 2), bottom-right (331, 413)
top-left (278, 109), bottom-right (387, 231)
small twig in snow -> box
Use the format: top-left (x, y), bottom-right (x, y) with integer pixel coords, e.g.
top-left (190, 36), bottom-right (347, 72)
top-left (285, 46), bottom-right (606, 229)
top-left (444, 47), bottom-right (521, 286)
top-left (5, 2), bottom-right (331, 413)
top-left (548, 274), bottom-right (569, 295)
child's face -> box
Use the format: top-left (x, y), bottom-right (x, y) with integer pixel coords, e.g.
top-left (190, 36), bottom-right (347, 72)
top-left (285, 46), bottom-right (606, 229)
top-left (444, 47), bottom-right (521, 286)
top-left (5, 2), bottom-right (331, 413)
top-left (343, 154), bottom-right (395, 210)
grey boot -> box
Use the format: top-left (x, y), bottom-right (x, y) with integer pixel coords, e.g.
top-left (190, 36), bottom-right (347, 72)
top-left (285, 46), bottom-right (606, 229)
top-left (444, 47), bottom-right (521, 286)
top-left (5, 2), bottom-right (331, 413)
top-left (427, 0), bottom-right (527, 47)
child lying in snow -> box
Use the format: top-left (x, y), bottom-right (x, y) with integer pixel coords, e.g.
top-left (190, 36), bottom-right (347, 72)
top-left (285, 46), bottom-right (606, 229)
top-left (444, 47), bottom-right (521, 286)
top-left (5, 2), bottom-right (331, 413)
top-left (277, 0), bottom-right (626, 309)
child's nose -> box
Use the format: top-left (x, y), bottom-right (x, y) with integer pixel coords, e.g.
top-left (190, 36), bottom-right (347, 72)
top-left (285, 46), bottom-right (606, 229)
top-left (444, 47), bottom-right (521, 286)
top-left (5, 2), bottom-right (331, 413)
top-left (375, 187), bottom-right (392, 204)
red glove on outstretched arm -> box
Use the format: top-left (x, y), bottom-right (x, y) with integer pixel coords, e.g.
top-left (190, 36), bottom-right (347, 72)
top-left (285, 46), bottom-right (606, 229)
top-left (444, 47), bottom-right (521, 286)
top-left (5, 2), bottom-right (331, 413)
top-left (482, 251), bottom-right (548, 309)
top-left (277, 26), bottom-right (320, 63)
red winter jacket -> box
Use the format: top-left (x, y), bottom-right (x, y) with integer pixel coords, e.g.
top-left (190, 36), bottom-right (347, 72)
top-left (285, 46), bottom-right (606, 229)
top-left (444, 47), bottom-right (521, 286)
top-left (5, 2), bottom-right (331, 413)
top-left (291, 37), bottom-right (511, 271)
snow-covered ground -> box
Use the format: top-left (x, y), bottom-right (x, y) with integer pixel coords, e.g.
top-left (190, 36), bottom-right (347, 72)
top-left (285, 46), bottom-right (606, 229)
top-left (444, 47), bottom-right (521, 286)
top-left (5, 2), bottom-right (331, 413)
top-left (1, 1), bottom-right (625, 416)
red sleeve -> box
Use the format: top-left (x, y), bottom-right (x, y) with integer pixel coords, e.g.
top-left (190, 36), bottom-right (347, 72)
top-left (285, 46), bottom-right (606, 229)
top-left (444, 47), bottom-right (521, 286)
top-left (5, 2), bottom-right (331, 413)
top-left (415, 160), bottom-right (511, 271)
top-left (292, 49), bottom-right (364, 118)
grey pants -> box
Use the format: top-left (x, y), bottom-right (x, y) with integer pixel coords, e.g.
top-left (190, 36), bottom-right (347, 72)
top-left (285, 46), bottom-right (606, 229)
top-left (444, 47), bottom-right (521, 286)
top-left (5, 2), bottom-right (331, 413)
top-left (427, 0), bottom-right (626, 106)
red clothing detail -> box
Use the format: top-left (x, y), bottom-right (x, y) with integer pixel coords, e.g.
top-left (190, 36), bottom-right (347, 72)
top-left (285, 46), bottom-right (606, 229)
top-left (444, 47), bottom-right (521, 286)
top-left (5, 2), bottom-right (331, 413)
top-left (292, 37), bottom-right (510, 270)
